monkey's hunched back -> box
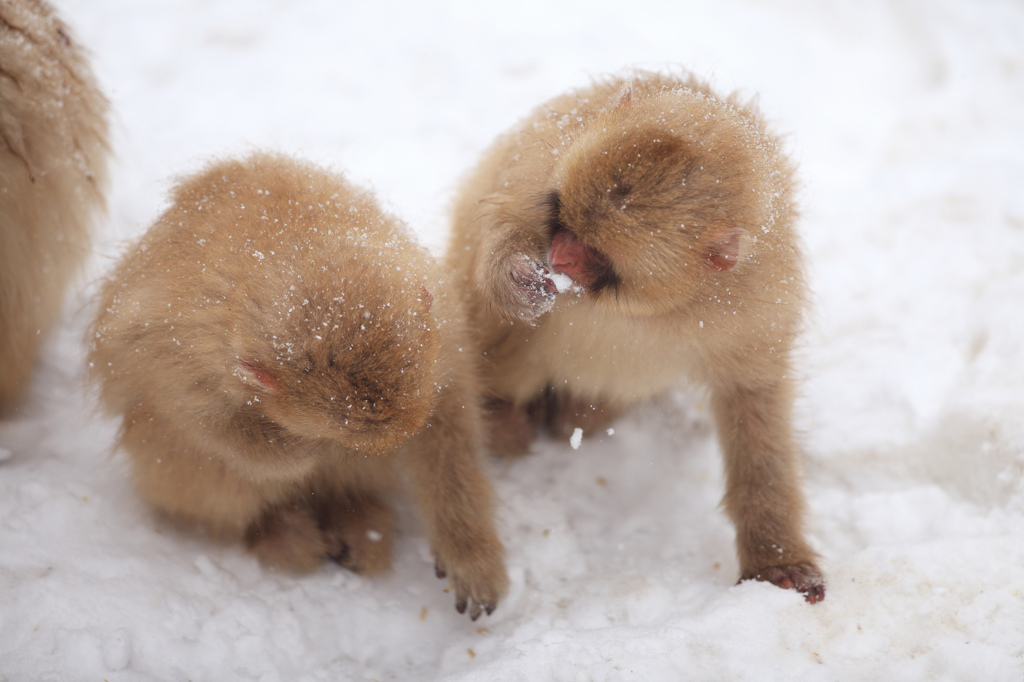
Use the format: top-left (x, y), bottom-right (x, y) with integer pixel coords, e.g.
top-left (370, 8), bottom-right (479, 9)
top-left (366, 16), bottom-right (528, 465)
top-left (90, 154), bottom-right (508, 619)
top-left (0, 0), bottom-right (110, 414)
top-left (447, 71), bottom-right (824, 603)
top-left (90, 154), bottom-right (438, 448)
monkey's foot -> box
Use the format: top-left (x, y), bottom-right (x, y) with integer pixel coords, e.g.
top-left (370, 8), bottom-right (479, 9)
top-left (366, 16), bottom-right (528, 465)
top-left (319, 495), bottom-right (395, 576)
top-left (245, 504), bottom-right (327, 572)
top-left (434, 545), bottom-right (509, 620)
top-left (743, 562), bottom-right (826, 604)
top-left (528, 389), bottom-right (620, 439)
top-left (500, 254), bottom-right (557, 322)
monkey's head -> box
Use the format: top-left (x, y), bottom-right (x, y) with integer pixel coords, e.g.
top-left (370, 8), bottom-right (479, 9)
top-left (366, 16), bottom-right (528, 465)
top-left (231, 265), bottom-right (441, 455)
top-left (547, 88), bottom-right (780, 317)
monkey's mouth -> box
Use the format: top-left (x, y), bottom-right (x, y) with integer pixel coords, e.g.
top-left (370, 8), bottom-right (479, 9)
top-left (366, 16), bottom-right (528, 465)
top-left (546, 229), bottom-right (618, 293)
top-left (548, 229), bottom-right (582, 278)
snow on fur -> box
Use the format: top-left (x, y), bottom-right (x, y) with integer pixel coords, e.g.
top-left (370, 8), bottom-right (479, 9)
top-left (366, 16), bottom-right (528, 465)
top-left (1, 0), bottom-right (1022, 680)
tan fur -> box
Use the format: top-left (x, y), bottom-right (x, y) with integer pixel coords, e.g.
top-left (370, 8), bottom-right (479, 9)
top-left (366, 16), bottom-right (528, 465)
top-left (89, 153), bottom-right (507, 618)
top-left (0, 0), bottom-right (110, 414)
top-left (447, 72), bottom-right (824, 602)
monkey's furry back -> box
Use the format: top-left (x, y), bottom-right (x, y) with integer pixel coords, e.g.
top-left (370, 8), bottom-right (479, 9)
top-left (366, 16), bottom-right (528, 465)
top-left (87, 152), bottom-right (441, 436)
top-left (0, 0), bottom-right (110, 414)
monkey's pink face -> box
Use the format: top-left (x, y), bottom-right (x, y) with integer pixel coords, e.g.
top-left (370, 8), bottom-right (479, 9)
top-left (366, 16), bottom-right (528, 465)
top-left (236, 288), bottom-right (441, 454)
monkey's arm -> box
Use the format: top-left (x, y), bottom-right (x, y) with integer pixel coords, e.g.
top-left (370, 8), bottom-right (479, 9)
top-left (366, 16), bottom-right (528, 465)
top-left (399, 378), bottom-right (509, 619)
top-left (711, 379), bottom-right (826, 604)
top-left (180, 406), bottom-right (321, 484)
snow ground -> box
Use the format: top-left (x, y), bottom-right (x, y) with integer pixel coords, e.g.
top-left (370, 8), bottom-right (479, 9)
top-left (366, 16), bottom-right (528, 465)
top-left (2, 0), bottom-right (1023, 679)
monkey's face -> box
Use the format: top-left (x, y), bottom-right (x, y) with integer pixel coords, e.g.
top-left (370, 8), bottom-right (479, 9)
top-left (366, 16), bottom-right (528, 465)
top-left (548, 119), bottom-right (758, 317)
top-left (236, 284), bottom-right (441, 455)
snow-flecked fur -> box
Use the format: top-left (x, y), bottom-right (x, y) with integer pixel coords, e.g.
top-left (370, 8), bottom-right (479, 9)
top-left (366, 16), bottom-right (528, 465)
top-left (88, 153), bottom-right (507, 618)
top-left (0, 0), bottom-right (109, 414)
top-left (447, 72), bottom-right (823, 601)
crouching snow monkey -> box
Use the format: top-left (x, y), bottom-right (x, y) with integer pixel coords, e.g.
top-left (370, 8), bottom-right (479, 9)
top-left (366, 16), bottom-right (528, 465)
top-left (447, 71), bottom-right (824, 603)
top-left (1, 0), bottom-right (110, 415)
top-left (89, 153), bottom-right (508, 619)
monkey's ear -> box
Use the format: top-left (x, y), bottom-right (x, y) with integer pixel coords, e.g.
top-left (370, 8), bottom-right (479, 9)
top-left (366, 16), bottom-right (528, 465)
top-left (418, 286), bottom-right (433, 312)
top-left (615, 82), bottom-right (633, 109)
top-left (237, 359), bottom-right (279, 392)
top-left (703, 227), bottom-right (750, 272)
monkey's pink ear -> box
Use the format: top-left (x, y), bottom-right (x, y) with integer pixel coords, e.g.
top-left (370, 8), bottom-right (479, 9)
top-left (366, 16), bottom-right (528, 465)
top-left (237, 359), bottom-right (279, 392)
top-left (703, 227), bottom-right (750, 272)
top-left (419, 286), bottom-right (433, 312)
top-left (615, 82), bottom-right (633, 109)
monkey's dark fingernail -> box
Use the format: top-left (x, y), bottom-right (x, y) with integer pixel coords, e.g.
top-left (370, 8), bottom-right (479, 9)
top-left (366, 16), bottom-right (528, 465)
top-left (485, 603), bottom-right (496, 616)
top-left (804, 585), bottom-right (826, 604)
top-left (435, 562), bottom-right (447, 579)
top-left (469, 602), bottom-right (482, 621)
top-left (455, 597), bottom-right (467, 614)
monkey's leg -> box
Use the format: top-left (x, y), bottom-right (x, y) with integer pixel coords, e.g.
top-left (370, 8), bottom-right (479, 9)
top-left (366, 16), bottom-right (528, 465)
top-left (0, 298), bottom-right (40, 413)
top-left (245, 501), bottom-right (327, 572)
top-left (0, 229), bottom-right (64, 414)
top-left (123, 413), bottom-right (320, 570)
top-left (313, 489), bottom-right (395, 576)
top-left (711, 381), bottom-right (825, 603)
top-left (401, 384), bottom-right (509, 619)
top-left (485, 389), bottom-right (621, 457)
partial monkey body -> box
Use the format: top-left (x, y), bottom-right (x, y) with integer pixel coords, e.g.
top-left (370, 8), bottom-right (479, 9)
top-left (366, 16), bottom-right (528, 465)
top-left (448, 72), bottom-right (824, 602)
top-left (90, 153), bottom-right (507, 618)
top-left (0, 0), bottom-right (110, 414)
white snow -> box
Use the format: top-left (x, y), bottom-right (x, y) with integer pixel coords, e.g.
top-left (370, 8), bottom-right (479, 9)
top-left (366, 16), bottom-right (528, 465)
top-left (549, 271), bottom-right (577, 294)
top-left (2, 0), bottom-right (1023, 680)
top-left (570, 427), bottom-right (584, 450)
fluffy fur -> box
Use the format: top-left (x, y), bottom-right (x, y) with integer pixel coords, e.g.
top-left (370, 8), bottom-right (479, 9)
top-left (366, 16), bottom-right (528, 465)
top-left (447, 72), bottom-right (824, 602)
top-left (89, 153), bottom-right (508, 618)
top-left (0, 0), bottom-right (110, 414)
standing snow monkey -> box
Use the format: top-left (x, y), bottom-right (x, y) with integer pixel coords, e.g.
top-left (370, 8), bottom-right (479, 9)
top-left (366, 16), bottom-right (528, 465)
top-left (0, 0), bottom-right (110, 415)
top-left (447, 72), bottom-right (824, 602)
top-left (90, 154), bottom-right (508, 619)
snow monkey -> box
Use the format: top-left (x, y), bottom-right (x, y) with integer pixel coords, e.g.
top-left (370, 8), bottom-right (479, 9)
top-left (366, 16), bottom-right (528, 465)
top-left (89, 153), bottom-right (508, 619)
top-left (447, 72), bottom-right (825, 603)
top-left (1, 0), bottom-right (110, 415)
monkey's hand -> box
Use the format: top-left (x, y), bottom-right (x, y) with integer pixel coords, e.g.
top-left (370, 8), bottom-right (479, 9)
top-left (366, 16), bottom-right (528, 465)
top-left (489, 253), bottom-right (558, 323)
top-left (434, 544), bottom-right (510, 620)
top-left (743, 562), bottom-right (826, 604)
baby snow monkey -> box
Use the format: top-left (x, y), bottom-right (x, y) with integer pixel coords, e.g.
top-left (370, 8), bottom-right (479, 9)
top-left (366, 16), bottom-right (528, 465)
top-left (448, 72), bottom-right (824, 603)
top-left (90, 153), bottom-right (507, 618)
top-left (1, 0), bottom-right (110, 414)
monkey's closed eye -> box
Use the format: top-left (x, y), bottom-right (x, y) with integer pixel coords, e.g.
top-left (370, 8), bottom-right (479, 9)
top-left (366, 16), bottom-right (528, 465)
top-left (544, 190), bottom-right (566, 237)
